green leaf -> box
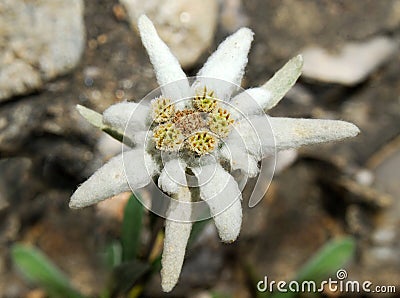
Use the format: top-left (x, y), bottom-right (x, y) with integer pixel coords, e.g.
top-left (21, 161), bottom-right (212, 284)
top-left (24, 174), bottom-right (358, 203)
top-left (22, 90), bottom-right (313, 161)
top-left (11, 244), bottom-right (86, 298)
top-left (188, 218), bottom-right (211, 248)
top-left (268, 237), bottom-right (356, 298)
top-left (150, 254), bottom-right (162, 273)
top-left (121, 193), bottom-right (144, 261)
top-left (103, 241), bottom-right (123, 269)
top-left (109, 260), bottom-right (150, 295)
top-left (76, 105), bottom-right (126, 143)
top-left (262, 55), bottom-right (303, 110)
top-left (295, 237), bottom-right (355, 282)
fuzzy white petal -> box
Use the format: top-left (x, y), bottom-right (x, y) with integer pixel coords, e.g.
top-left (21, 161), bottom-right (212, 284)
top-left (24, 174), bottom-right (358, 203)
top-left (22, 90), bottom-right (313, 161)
top-left (103, 101), bottom-right (150, 133)
top-left (269, 117), bottom-right (361, 150)
top-left (70, 149), bottom-right (157, 208)
top-left (124, 149), bottom-right (159, 189)
top-left (191, 164), bottom-right (242, 242)
top-left (194, 28), bottom-right (254, 100)
top-left (229, 87), bottom-right (271, 118)
top-left (219, 144), bottom-right (259, 177)
top-left (227, 115), bottom-right (275, 160)
top-left (131, 130), bottom-right (152, 146)
top-left (138, 15), bottom-right (190, 101)
top-left (161, 187), bottom-right (192, 292)
top-left (158, 159), bottom-right (187, 195)
top-left (261, 55), bottom-right (303, 110)
top-left (230, 115), bottom-right (360, 158)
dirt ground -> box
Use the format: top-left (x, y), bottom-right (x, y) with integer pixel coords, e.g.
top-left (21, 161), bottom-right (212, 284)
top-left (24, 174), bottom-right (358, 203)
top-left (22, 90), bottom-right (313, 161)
top-left (0, 1), bottom-right (399, 297)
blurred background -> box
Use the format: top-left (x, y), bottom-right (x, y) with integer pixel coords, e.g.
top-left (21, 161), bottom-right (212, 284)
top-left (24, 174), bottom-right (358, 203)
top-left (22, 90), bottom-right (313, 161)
top-left (0, 0), bottom-right (399, 297)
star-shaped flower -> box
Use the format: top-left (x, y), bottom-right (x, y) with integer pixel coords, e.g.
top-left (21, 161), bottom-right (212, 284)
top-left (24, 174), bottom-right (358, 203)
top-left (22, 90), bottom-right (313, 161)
top-left (70, 15), bottom-right (359, 292)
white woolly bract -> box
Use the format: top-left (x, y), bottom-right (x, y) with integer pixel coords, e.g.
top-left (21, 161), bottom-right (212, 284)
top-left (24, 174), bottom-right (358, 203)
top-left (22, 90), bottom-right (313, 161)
top-left (131, 130), bottom-right (152, 146)
top-left (227, 115), bottom-right (275, 160)
top-left (138, 15), bottom-right (190, 101)
top-left (70, 149), bottom-right (157, 208)
top-left (161, 187), bottom-right (192, 292)
top-left (269, 117), bottom-right (360, 150)
top-left (69, 153), bottom-right (128, 208)
top-left (229, 87), bottom-right (271, 118)
top-left (158, 159), bottom-right (187, 195)
top-left (102, 101), bottom-right (150, 133)
top-left (191, 164), bottom-right (242, 242)
top-left (194, 28), bottom-right (254, 100)
top-left (124, 148), bottom-right (159, 189)
top-left (262, 55), bottom-right (303, 110)
top-left (219, 143), bottom-right (259, 177)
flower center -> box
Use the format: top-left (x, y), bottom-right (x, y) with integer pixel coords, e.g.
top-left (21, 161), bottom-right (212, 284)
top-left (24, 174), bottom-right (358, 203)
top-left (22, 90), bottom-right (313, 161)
top-left (173, 109), bottom-right (206, 136)
top-left (151, 87), bottom-right (234, 155)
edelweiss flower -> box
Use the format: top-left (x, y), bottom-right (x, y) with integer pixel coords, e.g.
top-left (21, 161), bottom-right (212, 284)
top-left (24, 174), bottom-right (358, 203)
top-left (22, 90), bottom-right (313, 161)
top-left (70, 15), bottom-right (360, 292)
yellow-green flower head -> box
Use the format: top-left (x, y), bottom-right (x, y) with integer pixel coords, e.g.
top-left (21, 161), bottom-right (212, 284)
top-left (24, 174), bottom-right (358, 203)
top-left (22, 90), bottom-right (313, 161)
top-left (151, 97), bottom-right (175, 123)
top-left (150, 90), bottom-right (235, 156)
top-left (193, 86), bottom-right (218, 112)
top-left (208, 107), bottom-right (235, 138)
top-left (186, 131), bottom-right (218, 155)
top-left (153, 122), bottom-right (184, 151)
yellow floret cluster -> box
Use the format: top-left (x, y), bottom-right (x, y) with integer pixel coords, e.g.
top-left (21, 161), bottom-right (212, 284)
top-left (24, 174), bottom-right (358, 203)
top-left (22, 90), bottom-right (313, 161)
top-left (153, 122), bottom-right (184, 151)
top-left (151, 97), bottom-right (175, 123)
top-left (208, 108), bottom-right (235, 138)
top-left (193, 86), bottom-right (217, 112)
top-left (186, 131), bottom-right (217, 155)
top-left (151, 87), bottom-right (234, 155)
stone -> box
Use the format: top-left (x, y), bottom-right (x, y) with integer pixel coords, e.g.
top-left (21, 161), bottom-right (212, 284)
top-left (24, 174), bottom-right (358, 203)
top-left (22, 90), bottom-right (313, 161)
top-left (241, 161), bottom-right (345, 282)
top-left (370, 139), bottom-right (400, 200)
top-left (0, 99), bottom-right (43, 153)
top-left (301, 37), bottom-right (399, 85)
top-left (0, 158), bottom-right (35, 209)
top-left (349, 138), bottom-right (400, 287)
top-left (220, 0), bottom-right (249, 33)
top-left (0, 0), bottom-right (85, 101)
top-left (120, 0), bottom-right (218, 68)
top-left (243, 0), bottom-right (400, 84)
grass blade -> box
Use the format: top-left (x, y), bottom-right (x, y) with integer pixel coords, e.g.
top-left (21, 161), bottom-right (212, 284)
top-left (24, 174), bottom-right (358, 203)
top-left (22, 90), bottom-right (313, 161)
top-left (11, 244), bottom-right (86, 298)
top-left (109, 260), bottom-right (150, 295)
top-left (103, 241), bottom-right (123, 269)
top-left (188, 219), bottom-right (211, 248)
top-left (267, 237), bottom-right (356, 298)
top-left (121, 193), bottom-right (144, 261)
top-left (295, 237), bottom-right (355, 282)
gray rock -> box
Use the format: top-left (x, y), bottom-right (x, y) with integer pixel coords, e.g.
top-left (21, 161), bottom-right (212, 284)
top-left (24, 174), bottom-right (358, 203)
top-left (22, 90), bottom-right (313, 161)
top-left (0, 158), bottom-right (34, 209)
top-left (120, 0), bottom-right (218, 68)
top-left (220, 0), bottom-right (249, 33)
top-left (244, 0), bottom-right (400, 85)
top-left (0, 100), bottom-right (42, 153)
top-left (302, 36), bottom-right (399, 85)
top-left (0, 94), bottom-right (102, 182)
top-left (0, 0), bottom-right (85, 101)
